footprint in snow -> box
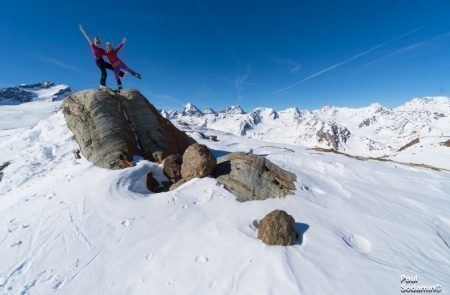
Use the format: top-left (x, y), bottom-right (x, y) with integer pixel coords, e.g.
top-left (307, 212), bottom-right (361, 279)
top-left (121, 219), bottom-right (132, 227)
top-left (343, 234), bottom-right (371, 254)
top-left (194, 256), bottom-right (209, 263)
top-left (300, 185), bottom-right (310, 191)
top-left (7, 219), bottom-right (19, 233)
top-left (9, 241), bottom-right (22, 247)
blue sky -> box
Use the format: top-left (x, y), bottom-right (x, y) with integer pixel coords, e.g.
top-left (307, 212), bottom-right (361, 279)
top-left (2, 0), bottom-right (450, 111)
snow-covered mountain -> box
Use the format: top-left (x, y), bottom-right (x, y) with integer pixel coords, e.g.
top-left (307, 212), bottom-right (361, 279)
top-left (0, 81), bottom-right (71, 104)
top-left (163, 98), bottom-right (450, 168)
top-left (0, 89), bottom-right (449, 294)
top-left (181, 102), bottom-right (204, 117)
top-left (0, 81), bottom-right (72, 132)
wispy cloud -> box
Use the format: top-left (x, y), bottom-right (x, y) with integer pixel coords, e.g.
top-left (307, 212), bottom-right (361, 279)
top-left (273, 27), bottom-right (422, 95)
top-left (273, 43), bottom-right (384, 94)
top-left (234, 66), bottom-right (251, 100)
top-left (366, 30), bottom-right (450, 64)
top-left (268, 54), bottom-right (301, 73)
top-left (28, 52), bottom-right (92, 76)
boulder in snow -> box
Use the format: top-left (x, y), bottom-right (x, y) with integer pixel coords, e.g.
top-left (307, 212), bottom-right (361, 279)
top-left (257, 210), bottom-right (297, 246)
top-left (214, 153), bottom-right (296, 202)
top-left (181, 143), bottom-right (217, 180)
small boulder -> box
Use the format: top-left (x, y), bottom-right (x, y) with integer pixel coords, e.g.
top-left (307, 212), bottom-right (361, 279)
top-left (146, 173), bottom-right (159, 192)
top-left (73, 149), bottom-right (81, 159)
top-left (163, 154), bottom-right (182, 183)
top-left (257, 210), bottom-right (297, 246)
top-left (181, 144), bottom-right (216, 180)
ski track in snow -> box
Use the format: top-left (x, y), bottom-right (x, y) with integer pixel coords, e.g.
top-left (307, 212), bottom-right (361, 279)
top-left (0, 101), bottom-right (449, 294)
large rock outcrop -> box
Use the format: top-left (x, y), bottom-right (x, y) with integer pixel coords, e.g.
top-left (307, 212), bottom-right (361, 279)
top-left (213, 153), bottom-right (296, 202)
top-left (61, 89), bottom-right (195, 169)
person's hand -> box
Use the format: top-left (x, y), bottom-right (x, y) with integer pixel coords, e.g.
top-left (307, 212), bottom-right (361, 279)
top-left (79, 24), bottom-right (83, 30)
top-left (122, 37), bottom-right (127, 43)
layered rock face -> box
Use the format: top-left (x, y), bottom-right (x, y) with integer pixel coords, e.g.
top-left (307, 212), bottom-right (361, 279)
top-left (61, 89), bottom-right (195, 169)
top-left (214, 153), bottom-right (296, 202)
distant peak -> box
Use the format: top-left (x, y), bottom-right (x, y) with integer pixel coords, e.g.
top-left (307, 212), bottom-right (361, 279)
top-left (396, 96), bottom-right (450, 113)
top-left (182, 102), bottom-right (203, 117)
top-left (18, 81), bottom-right (56, 89)
top-left (220, 105), bottom-right (246, 115)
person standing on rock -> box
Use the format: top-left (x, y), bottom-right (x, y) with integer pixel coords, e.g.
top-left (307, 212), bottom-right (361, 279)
top-left (78, 24), bottom-right (124, 89)
top-left (104, 39), bottom-right (142, 91)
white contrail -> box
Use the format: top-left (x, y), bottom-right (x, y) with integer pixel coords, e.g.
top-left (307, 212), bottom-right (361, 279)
top-left (273, 43), bottom-right (384, 94)
top-left (273, 27), bottom-right (422, 95)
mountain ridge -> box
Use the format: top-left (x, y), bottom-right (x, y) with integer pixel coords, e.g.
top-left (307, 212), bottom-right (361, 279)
top-left (161, 96), bottom-right (450, 166)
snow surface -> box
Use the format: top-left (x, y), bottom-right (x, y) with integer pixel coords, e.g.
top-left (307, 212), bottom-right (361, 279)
top-left (0, 97), bottom-right (449, 294)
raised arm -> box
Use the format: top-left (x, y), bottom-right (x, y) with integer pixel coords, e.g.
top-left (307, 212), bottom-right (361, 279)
top-left (79, 24), bottom-right (92, 45)
top-left (116, 37), bottom-right (127, 53)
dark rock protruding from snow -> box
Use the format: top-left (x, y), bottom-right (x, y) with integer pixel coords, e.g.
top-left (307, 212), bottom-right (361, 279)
top-left (214, 153), bottom-right (296, 202)
top-left (146, 173), bottom-right (159, 192)
top-left (61, 89), bottom-right (195, 169)
top-left (0, 162), bottom-right (10, 183)
top-left (0, 87), bottom-right (35, 102)
top-left (257, 210), bottom-right (297, 246)
top-left (181, 143), bottom-right (217, 179)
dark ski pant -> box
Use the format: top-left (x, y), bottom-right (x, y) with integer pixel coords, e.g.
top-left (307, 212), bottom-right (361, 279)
top-left (96, 58), bottom-right (124, 86)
